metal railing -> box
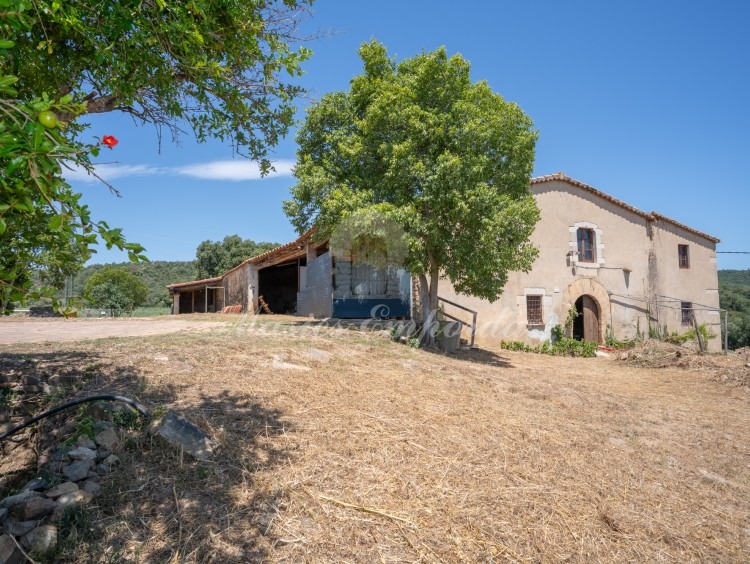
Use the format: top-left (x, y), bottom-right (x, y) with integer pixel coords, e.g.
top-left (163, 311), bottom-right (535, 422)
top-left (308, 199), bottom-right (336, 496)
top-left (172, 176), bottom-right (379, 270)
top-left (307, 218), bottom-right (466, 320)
top-left (437, 296), bottom-right (478, 348)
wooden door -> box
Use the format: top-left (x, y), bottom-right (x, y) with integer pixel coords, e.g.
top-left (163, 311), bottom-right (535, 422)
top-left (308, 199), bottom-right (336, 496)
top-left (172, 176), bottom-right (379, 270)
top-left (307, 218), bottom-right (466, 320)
top-left (582, 295), bottom-right (599, 343)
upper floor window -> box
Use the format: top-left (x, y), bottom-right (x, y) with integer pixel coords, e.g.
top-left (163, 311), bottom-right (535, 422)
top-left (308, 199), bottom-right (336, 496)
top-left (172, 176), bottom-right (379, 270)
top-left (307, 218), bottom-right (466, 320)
top-left (577, 228), bottom-right (596, 263)
top-left (681, 302), bottom-right (694, 326)
top-left (526, 295), bottom-right (543, 325)
top-left (678, 244), bottom-right (690, 269)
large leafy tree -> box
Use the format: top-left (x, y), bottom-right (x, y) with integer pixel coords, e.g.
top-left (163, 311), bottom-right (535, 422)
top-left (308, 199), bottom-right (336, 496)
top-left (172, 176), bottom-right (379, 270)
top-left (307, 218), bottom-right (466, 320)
top-left (84, 266), bottom-right (148, 316)
top-left (285, 41), bottom-right (540, 330)
top-left (0, 0), bottom-right (313, 312)
top-left (195, 235), bottom-right (278, 279)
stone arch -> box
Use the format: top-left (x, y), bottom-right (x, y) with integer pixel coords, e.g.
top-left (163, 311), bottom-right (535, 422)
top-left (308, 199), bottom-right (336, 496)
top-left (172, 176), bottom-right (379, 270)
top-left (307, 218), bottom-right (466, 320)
top-left (562, 278), bottom-right (611, 343)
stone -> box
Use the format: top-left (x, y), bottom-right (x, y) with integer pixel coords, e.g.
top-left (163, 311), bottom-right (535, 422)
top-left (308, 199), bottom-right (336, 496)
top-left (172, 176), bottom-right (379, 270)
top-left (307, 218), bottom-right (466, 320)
top-left (93, 421), bottom-right (116, 434)
top-left (3, 519), bottom-right (37, 536)
top-left (75, 435), bottom-right (97, 450)
top-left (305, 348), bottom-right (331, 363)
top-left (51, 446), bottom-right (72, 462)
top-left (103, 454), bottom-right (120, 466)
top-left (20, 497), bottom-right (56, 521)
top-left (58, 422), bottom-right (76, 437)
top-left (0, 509), bottom-right (6, 524)
top-left (67, 447), bottom-right (97, 461)
top-left (94, 427), bottom-right (119, 450)
top-left (148, 411), bottom-right (216, 460)
top-left (62, 459), bottom-right (93, 482)
top-left (47, 374), bottom-right (82, 387)
top-left (81, 480), bottom-right (101, 497)
top-left (21, 477), bottom-right (48, 492)
top-left (21, 375), bottom-right (41, 386)
top-left (0, 491), bottom-right (40, 510)
top-left (21, 524), bottom-right (57, 554)
top-left (56, 491), bottom-right (92, 510)
top-left (87, 401), bottom-right (113, 421)
top-left (94, 464), bottom-right (111, 475)
top-left (96, 448), bottom-right (112, 461)
top-left (45, 482), bottom-right (78, 499)
top-left (0, 534), bottom-right (23, 564)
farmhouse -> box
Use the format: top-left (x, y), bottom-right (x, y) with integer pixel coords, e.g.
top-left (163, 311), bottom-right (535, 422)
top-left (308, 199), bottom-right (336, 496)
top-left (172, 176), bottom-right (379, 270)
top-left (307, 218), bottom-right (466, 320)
top-left (167, 173), bottom-right (722, 351)
top-left (167, 229), bottom-right (412, 320)
top-left (437, 173), bottom-right (723, 351)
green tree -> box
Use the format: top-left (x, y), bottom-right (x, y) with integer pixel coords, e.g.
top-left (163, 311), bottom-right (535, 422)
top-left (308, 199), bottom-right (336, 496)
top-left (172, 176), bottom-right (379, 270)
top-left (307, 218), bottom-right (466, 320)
top-left (84, 267), bottom-right (147, 316)
top-left (196, 235), bottom-right (278, 278)
top-left (1, 0), bottom-right (314, 311)
top-left (284, 41), bottom-right (540, 336)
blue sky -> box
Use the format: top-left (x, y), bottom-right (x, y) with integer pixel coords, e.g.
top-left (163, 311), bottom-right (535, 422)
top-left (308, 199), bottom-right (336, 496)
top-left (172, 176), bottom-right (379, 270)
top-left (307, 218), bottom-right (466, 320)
top-left (68, 0), bottom-right (750, 270)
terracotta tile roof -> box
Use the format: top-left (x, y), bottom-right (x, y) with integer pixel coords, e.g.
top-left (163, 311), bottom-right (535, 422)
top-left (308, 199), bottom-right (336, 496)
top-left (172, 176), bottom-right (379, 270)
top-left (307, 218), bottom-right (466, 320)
top-left (168, 229), bottom-right (319, 293)
top-left (531, 172), bottom-right (720, 244)
top-left (166, 276), bottom-right (222, 293)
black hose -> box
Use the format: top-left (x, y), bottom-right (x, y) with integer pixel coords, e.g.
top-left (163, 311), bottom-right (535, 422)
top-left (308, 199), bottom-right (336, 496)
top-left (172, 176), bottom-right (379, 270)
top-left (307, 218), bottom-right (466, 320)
top-left (0, 394), bottom-right (151, 441)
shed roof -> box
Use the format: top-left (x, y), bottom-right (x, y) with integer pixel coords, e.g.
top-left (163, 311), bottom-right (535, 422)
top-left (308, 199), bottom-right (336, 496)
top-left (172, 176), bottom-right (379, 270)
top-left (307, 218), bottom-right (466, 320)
top-left (531, 172), bottom-right (720, 243)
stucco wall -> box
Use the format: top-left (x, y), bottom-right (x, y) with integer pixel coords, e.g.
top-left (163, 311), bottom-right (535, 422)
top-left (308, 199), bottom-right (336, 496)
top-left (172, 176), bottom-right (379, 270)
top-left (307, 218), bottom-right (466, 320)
top-left (438, 179), bottom-right (722, 352)
top-left (223, 264), bottom-right (257, 313)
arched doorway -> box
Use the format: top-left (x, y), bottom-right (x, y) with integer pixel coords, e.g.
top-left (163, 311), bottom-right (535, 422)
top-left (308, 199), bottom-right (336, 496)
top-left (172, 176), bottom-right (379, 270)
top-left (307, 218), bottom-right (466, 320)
top-left (573, 295), bottom-right (600, 343)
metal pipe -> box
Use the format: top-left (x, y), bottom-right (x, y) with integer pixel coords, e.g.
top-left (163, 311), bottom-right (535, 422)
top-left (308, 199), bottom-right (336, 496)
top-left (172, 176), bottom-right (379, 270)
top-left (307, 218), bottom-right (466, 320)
top-left (0, 394), bottom-right (151, 442)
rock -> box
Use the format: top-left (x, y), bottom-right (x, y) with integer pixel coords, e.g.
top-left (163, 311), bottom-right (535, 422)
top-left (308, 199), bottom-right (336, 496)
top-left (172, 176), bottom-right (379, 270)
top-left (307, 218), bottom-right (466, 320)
top-left (103, 454), bottom-right (119, 466)
top-left (81, 481), bottom-right (101, 497)
top-left (21, 524), bottom-right (57, 554)
top-left (47, 374), bottom-right (82, 387)
top-left (20, 497), bottom-right (56, 521)
top-left (21, 477), bottom-right (48, 493)
top-left (62, 459), bottom-right (93, 482)
top-left (94, 464), bottom-right (111, 475)
top-left (58, 422), bottom-right (76, 437)
top-left (45, 482), bottom-right (78, 499)
top-left (0, 534), bottom-right (23, 564)
top-left (67, 447), bottom-right (97, 461)
top-left (595, 350), bottom-right (610, 358)
top-left (93, 421), bottom-right (116, 434)
top-left (0, 491), bottom-right (40, 510)
top-left (0, 509), bottom-right (6, 524)
top-left (3, 519), bottom-right (37, 536)
top-left (305, 348), bottom-right (331, 362)
top-left (87, 401), bottom-right (113, 421)
top-left (75, 435), bottom-right (97, 450)
top-left (154, 354), bottom-right (169, 362)
top-left (21, 375), bottom-right (41, 386)
top-left (94, 428), bottom-right (119, 450)
top-left (148, 411), bottom-right (216, 461)
top-left (51, 446), bottom-right (72, 462)
top-left (96, 448), bottom-right (112, 461)
top-left (56, 491), bottom-right (92, 510)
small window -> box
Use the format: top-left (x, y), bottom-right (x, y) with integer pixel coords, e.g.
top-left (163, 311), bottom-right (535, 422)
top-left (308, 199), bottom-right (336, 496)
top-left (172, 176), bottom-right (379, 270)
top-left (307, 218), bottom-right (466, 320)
top-left (577, 228), bottom-right (596, 262)
top-left (678, 244), bottom-right (690, 269)
top-left (526, 295), bottom-right (543, 325)
top-left (681, 302), bottom-right (694, 326)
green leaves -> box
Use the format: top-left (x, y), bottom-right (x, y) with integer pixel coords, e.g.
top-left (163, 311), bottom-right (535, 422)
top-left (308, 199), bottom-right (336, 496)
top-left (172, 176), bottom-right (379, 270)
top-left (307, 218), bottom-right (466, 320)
top-left (286, 40), bottom-right (539, 307)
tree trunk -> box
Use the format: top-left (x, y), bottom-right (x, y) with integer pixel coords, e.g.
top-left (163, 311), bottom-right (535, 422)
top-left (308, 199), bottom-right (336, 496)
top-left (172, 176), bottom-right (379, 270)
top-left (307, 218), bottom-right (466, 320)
top-left (417, 255), bottom-right (440, 348)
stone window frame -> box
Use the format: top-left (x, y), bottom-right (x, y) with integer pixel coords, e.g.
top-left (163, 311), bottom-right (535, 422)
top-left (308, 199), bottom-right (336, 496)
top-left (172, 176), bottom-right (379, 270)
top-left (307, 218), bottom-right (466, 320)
top-left (569, 222), bottom-right (605, 269)
top-left (522, 287), bottom-right (547, 327)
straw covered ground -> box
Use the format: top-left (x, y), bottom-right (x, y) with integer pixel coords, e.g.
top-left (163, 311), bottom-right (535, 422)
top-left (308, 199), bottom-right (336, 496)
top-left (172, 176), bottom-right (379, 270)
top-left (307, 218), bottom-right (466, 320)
top-left (1, 314), bottom-right (749, 562)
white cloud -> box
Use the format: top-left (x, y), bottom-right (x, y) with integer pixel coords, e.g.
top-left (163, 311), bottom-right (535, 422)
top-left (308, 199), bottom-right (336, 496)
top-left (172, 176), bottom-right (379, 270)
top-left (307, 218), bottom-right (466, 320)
top-left (63, 163), bottom-right (163, 183)
top-left (174, 159), bottom-right (295, 181)
top-left (63, 159), bottom-right (295, 183)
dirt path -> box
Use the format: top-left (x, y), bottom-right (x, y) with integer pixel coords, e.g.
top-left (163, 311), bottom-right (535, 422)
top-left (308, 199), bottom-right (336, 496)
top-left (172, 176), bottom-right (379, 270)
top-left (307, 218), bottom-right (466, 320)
top-left (0, 316), bottom-right (227, 344)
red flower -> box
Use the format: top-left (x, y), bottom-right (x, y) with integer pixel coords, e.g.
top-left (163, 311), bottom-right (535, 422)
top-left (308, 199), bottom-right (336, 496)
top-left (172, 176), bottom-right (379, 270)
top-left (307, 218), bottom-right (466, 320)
top-left (102, 135), bottom-right (119, 148)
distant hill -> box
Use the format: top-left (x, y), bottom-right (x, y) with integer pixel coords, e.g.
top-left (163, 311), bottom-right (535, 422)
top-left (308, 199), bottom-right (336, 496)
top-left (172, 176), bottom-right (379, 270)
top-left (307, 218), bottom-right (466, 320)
top-left (69, 261), bottom-right (197, 308)
top-left (718, 269), bottom-right (750, 349)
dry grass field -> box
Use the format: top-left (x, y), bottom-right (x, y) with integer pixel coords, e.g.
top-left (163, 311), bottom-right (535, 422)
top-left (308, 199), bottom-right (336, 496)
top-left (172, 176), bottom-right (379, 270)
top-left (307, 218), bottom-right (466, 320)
top-left (1, 314), bottom-right (749, 562)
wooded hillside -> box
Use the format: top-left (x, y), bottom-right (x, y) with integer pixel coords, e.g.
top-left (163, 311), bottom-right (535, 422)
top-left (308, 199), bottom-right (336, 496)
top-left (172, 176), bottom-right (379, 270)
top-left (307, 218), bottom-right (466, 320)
top-left (68, 261), bottom-right (197, 308)
top-left (719, 269), bottom-right (750, 349)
